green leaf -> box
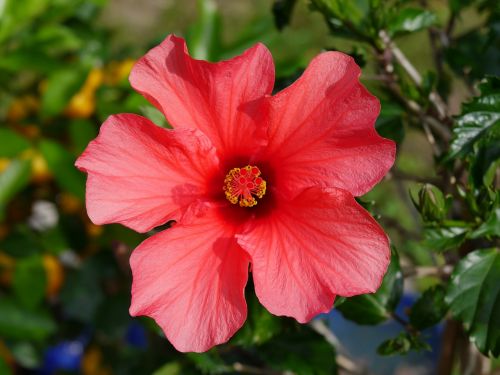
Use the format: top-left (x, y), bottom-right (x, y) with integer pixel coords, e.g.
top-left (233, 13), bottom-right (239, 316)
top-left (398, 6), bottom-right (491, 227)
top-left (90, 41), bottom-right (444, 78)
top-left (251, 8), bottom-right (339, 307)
top-left (388, 8), bottom-right (437, 36)
top-left (0, 297), bottom-right (56, 341)
top-left (337, 249), bottom-right (403, 325)
top-left (187, 351), bottom-right (230, 374)
top-left (140, 105), bottom-right (169, 128)
top-left (0, 0), bottom-right (50, 42)
top-left (310, 0), bottom-right (371, 41)
top-left (41, 67), bottom-right (89, 117)
top-left (233, 291), bottom-right (282, 346)
top-left (69, 120), bottom-right (98, 154)
top-left (12, 255), bottom-right (46, 309)
top-left (0, 159), bottom-right (31, 220)
top-left (448, 77), bottom-right (500, 163)
top-left (375, 102), bottom-right (405, 143)
top-left (471, 139), bottom-right (500, 187)
top-left (186, 0), bottom-right (221, 61)
top-left (471, 208), bottom-right (500, 239)
top-left (0, 129), bottom-right (30, 157)
top-left (409, 285), bottom-right (448, 330)
top-left (152, 362), bottom-right (182, 375)
top-left (39, 139), bottom-right (85, 199)
top-left (272, 0), bottom-right (297, 30)
top-left (0, 48), bottom-right (63, 74)
top-left (423, 225), bottom-right (469, 251)
top-left (258, 327), bottom-right (337, 375)
top-left (446, 248), bottom-right (500, 356)
top-left (0, 357), bottom-right (12, 375)
top-left (377, 332), bottom-right (431, 356)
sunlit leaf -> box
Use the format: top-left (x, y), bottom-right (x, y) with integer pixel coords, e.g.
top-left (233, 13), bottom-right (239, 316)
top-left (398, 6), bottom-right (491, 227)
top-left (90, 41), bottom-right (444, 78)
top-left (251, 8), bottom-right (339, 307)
top-left (388, 8), bottom-right (437, 37)
top-left (446, 249), bottom-right (500, 356)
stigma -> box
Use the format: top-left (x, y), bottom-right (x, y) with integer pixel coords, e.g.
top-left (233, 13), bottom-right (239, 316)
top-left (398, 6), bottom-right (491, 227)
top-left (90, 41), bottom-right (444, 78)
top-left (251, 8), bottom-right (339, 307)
top-left (223, 165), bottom-right (266, 207)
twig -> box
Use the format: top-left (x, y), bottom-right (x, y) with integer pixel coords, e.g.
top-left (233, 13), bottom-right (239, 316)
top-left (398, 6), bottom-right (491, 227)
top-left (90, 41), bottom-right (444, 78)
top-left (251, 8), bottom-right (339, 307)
top-left (422, 120), bottom-right (441, 156)
top-left (390, 169), bottom-right (442, 186)
top-left (379, 30), bottom-right (449, 120)
top-left (308, 320), bottom-right (369, 374)
top-left (402, 265), bottom-right (453, 278)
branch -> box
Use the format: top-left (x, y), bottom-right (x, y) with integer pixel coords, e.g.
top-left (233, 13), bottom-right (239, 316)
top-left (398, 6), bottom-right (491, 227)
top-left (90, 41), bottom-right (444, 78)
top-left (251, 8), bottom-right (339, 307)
top-left (308, 320), bottom-right (370, 375)
top-left (390, 169), bottom-right (442, 186)
top-left (379, 30), bottom-right (449, 121)
top-left (402, 265), bottom-right (453, 278)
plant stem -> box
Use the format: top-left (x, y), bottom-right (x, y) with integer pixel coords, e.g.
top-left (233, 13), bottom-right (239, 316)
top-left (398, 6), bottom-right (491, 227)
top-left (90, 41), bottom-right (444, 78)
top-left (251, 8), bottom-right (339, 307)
top-left (378, 30), bottom-right (449, 121)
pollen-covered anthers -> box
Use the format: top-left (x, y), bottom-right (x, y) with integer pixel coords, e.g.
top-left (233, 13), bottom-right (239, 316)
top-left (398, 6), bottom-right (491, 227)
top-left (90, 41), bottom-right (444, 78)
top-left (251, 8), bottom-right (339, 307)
top-left (223, 165), bottom-right (267, 207)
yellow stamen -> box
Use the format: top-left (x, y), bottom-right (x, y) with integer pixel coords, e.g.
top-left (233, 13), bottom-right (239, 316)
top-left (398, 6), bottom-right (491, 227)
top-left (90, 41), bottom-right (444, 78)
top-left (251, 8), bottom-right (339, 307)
top-left (223, 165), bottom-right (266, 207)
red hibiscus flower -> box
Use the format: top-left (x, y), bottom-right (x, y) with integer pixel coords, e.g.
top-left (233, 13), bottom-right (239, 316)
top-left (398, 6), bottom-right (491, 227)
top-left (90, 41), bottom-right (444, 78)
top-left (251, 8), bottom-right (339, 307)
top-left (75, 35), bottom-right (396, 352)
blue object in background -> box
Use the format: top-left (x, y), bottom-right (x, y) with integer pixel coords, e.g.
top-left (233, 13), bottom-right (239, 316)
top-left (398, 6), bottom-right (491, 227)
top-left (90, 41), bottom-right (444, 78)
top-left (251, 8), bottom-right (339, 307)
top-left (326, 293), bottom-right (444, 375)
top-left (125, 321), bottom-right (148, 349)
top-left (38, 340), bottom-right (84, 375)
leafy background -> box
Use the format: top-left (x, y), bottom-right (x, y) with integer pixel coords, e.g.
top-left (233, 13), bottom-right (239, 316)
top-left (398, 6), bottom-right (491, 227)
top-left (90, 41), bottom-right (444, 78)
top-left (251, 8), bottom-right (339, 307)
top-left (0, 0), bottom-right (499, 374)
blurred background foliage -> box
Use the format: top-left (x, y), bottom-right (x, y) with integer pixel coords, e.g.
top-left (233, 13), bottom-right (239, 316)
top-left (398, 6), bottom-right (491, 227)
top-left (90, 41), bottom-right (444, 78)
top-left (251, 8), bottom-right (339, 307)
top-left (0, 0), bottom-right (499, 374)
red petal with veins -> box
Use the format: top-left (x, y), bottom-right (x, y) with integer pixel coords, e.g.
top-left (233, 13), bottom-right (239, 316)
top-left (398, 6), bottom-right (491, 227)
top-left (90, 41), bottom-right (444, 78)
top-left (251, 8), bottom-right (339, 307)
top-left (76, 114), bottom-right (219, 232)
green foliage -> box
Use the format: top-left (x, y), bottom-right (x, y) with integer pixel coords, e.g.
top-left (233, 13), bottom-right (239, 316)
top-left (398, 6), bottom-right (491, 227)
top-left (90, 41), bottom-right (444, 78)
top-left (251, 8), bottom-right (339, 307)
top-left (446, 249), bottom-right (500, 357)
top-left (387, 8), bottom-right (437, 37)
top-left (448, 77), bottom-right (500, 187)
top-left (272, 0), bottom-right (298, 30)
top-left (0, 297), bottom-right (56, 341)
top-left (375, 101), bottom-right (406, 144)
top-left (1, 0), bottom-right (500, 372)
top-left (39, 139), bottom-right (85, 199)
top-left (0, 159), bottom-right (31, 220)
top-left (423, 225), bottom-right (469, 252)
top-left (12, 255), bottom-right (46, 309)
top-left (411, 184), bottom-right (449, 223)
top-left (337, 250), bottom-right (402, 325)
top-left (409, 285), bottom-right (448, 330)
top-left (377, 332), bottom-right (431, 356)
top-left (257, 327), bottom-right (337, 375)
top-left (0, 129), bottom-right (30, 158)
top-left (41, 67), bottom-right (90, 117)
top-left (152, 362), bottom-right (182, 375)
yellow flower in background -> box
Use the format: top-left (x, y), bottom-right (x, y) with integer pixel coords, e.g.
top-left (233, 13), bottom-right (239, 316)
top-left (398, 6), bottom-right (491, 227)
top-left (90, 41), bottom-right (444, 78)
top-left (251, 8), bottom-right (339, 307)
top-left (0, 158), bottom-right (10, 173)
top-left (104, 58), bottom-right (135, 85)
top-left (65, 69), bottom-right (104, 119)
top-left (43, 254), bottom-right (64, 298)
top-left (81, 347), bottom-right (113, 375)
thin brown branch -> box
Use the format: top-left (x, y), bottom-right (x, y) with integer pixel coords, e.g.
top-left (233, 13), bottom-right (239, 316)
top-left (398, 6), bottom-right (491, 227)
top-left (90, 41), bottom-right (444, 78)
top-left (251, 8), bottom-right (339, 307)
top-left (379, 30), bottom-right (449, 121)
top-left (390, 169), bottom-right (442, 186)
top-left (402, 265), bottom-right (453, 278)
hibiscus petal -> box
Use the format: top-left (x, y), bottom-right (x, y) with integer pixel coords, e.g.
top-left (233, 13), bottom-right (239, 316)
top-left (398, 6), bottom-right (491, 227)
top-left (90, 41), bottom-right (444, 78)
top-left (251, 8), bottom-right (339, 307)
top-left (237, 187), bottom-right (390, 323)
top-left (129, 206), bottom-right (249, 352)
top-left (129, 34), bottom-right (274, 157)
top-left (263, 51), bottom-right (395, 197)
top-left (75, 113), bottom-right (218, 233)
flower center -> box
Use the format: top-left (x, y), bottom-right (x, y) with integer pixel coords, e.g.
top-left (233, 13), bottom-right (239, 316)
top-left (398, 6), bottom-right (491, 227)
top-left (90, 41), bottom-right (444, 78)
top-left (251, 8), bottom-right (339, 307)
top-left (223, 165), bottom-right (267, 207)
